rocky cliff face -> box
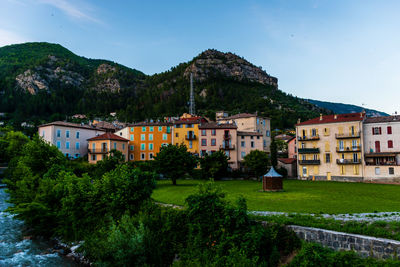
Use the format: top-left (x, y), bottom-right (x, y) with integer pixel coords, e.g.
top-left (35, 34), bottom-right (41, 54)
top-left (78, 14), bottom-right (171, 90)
top-left (92, 63), bottom-right (121, 93)
top-left (184, 49), bottom-right (278, 87)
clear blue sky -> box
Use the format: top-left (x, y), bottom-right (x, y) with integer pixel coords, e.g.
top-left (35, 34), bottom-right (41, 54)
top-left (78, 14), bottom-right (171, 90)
top-left (1, 0), bottom-right (400, 114)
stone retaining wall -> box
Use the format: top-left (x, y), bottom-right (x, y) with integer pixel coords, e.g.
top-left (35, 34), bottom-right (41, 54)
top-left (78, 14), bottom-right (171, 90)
top-left (287, 225), bottom-right (400, 259)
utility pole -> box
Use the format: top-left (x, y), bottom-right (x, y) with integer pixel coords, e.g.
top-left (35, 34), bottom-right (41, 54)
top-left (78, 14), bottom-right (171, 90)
top-left (189, 73), bottom-right (196, 115)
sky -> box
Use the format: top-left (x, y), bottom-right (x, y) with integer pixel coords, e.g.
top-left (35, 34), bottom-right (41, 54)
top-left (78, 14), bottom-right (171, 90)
top-left (1, 0), bottom-right (400, 114)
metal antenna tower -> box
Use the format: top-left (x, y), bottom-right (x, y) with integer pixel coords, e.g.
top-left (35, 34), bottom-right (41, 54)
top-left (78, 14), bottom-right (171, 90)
top-left (189, 73), bottom-right (196, 115)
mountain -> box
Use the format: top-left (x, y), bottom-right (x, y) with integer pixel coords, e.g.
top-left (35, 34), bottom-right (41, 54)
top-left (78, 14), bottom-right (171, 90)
top-left (0, 42), bottom-right (328, 129)
top-left (306, 99), bottom-right (388, 117)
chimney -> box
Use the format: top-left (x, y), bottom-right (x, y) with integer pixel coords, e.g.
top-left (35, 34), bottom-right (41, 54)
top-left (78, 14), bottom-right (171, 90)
top-left (334, 114), bottom-right (337, 120)
top-left (297, 118), bottom-right (301, 124)
top-left (319, 114), bottom-right (323, 121)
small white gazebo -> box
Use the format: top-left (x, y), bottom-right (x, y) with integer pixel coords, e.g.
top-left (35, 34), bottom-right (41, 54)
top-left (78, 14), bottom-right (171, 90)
top-left (262, 167), bottom-right (283, 191)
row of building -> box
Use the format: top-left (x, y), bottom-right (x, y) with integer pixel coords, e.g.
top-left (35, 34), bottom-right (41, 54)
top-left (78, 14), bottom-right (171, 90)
top-left (38, 112), bottom-right (272, 170)
top-left (293, 112), bottom-right (400, 182)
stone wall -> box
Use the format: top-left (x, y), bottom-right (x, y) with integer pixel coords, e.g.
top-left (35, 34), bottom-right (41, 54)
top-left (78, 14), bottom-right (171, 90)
top-left (287, 225), bottom-right (400, 259)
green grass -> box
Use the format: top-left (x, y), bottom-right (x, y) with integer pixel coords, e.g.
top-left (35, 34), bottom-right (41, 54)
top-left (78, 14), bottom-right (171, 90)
top-left (152, 179), bottom-right (400, 214)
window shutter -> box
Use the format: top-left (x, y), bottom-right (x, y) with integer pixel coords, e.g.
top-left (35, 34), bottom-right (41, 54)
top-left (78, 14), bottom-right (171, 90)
top-left (372, 128), bottom-right (374, 135)
top-left (379, 127), bottom-right (382, 134)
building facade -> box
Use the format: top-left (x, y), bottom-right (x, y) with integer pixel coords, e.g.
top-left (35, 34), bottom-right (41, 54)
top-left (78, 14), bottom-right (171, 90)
top-left (39, 121), bottom-right (105, 158)
top-left (87, 133), bottom-right (129, 164)
top-left (295, 113), bottom-right (365, 181)
top-left (173, 114), bottom-right (208, 155)
top-left (217, 113), bottom-right (271, 153)
top-left (237, 131), bottom-right (263, 164)
top-left (287, 137), bottom-right (297, 159)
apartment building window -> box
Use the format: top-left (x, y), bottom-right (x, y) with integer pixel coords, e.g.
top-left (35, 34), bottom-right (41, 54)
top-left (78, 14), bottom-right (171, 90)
top-left (241, 136), bottom-right (244, 140)
top-left (56, 141), bottom-right (61, 149)
top-left (130, 145), bottom-right (134, 151)
top-left (130, 134), bottom-right (134, 141)
top-left (388, 140), bottom-right (393, 148)
top-left (92, 143), bottom-right (95, 150)
top-left (311, 128), bottom-right (317, 137)
top-left (163, 134), bottom-right (167, 140)
top-left (202, 129), bottom-right (207, 136)
top-left (175, 124), bottom-right (181, 128)
top-left (141, 144), bottom-right (145, 150)
top-left (257, 118), bottom-right (260, 125)
top-left (149, 134), bottom-right (153, 141)
top-left (66, 142), bottom-right (70, 149)
top-left (251, 141), bottom-right (254, 148)
top-left (250, 136), bottom-right (253, 140)
top-left (373, 127), bottom-right (382, 135)
top-left (353, 153), bottom-right (358, 162)
top-left (75, 154), bottom-right (80, 158)
top-left (158, 126), bottom-right (163, 131)
top-left (92, 154), bottom-right (96, 161)
top-left (75, 142), bottom-right (80, 150)
top-left (375, 167), bottom-right (380, 175)
top-left (352, 140), bottom-right (357, 150)
top-left (301, 155), bottom-right (306, 161)
top-left (176, 133), bottom-right (179, 137)
top-left (324, 128), bottom-right (329, 136)
top-left (241, 152), bottom-right (246, 159)
top-left (149, 153), bottom-right (154, 159)
top-left (57, 130), bottom-right (61, 137)
top-left (112, 142), bottom-right (116, 149)
top-left (225, 151), bottom-right (230, 157)
top-left (189, 141), bottom-right (193, 149)
top-left (389, 167), bottom-right (394, 175)
top-left (313, 154), bottom-right (318, 160)
top-left (186, 124), bottom-right (193, 128)
top-left (325, 153), bottom-right (331, 163)
top-left (142, 127), bottom-right (146, 132)
top-left (130, 154), bottom-right (134, 160)
top-left (301, 143), bottom-right (305, 148)
top-left (141, 153), bottom-right (146, 160)
top-left (264, 140), bottom-right (267, 147)
top-left (66, 131), bottom-right (70, 138)
top-left (122, 144), bottom-right (125, 150)
top-left (266, 130), bottom-right (270, 137)
top-left (149, 127), bottom-right (154, 132)
top-left (42, 131), bottom-right (45, 137)
top-left (388, 126), bottom-right (392, 134)
top-left (211, 139), bottom-right (216, 146)
top-left (141, 134), bottom-right (145, 141)
top-left (201, 139), bottom-right (207, 146)
top-left (351, 126), bottom-right (355, 136)
top-left (130, 127), bottom-right (134, 132)
top-left (76, 132), bottom-right (80, 139)
top-left (241, 141), bottom-right (245, 147)
top-left (339, 140), bottom-right (344, 151)
top-left (149, 143), bottom-right (154, 150)
top-left (257, 136), bottom-right (260, 139)
top-left (211, 129), bottom-right (216, 136)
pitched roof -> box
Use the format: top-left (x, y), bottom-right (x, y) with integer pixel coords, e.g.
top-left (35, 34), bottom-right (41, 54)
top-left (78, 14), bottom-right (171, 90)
top-left (199, 122), bottom-right (237, 129)
top-left (39, 121), bottom-right (104, 131)
top-left (296, 113), bottom-right (365, 126)
top-left (274, 134), bottom-right (294, 141)
top-left (129, 121), bottom-right (173, 127)
top-left (237, 131), bottom-right (262, 136)
top-left (173, 117), bottom-right (207, 124)
top-left (364, 116), bottom-right (400, 124)
top-left (87, 132), bottom-right (129, 141)
top-left (278, 158), bottom-right (297, 164)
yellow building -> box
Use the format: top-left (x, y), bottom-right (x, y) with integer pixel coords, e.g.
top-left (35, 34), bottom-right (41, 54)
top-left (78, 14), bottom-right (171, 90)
top-left (296, 113), bottom-right (365, 181)
top-left (173, 113), bottom-right (208, 155)
top-left (87, 132), bottom-right (129, 164)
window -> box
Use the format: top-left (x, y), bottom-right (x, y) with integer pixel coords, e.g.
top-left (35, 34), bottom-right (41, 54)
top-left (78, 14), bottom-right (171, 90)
top-left (130, 127), bottom-right (134, 132)
top-left (149, 127), bottom-right (154, 132)
top-left (57, 130), bottom-right (61, 137)
top-left (201, 139), bottom-right (207, 146)
top-left (325, 153), bottom-right (331, 163)
top-left (56, 141), bottom-right (61, 149)
top-left (201, 150), bottom-right (206, 157)
top-left (324, 128), bottom-right (329, 136)
top-left (186, 124), bottom-right (193, 128)
top-left (92, 143), bottom-right (95, 150)
top-left (339, 140), bottom-right (344, 151)
top-left (175, 124), bottom-right (181, 128)
top-left (372, 127), bottom-right (382, 135)
top-left (388, 140), bottom-right (393, 148)
top-left (75, 142), bottom-right (80, 150)
top-left (225, 151), bottom-right (230, 157)
top-left (149, 143), bottom-right (153, 150)
top-left (157, 126), bottom-right (162, 132)
top-left (42, 131), bottom-right (45, 137)
top-left (142, 127), bottom-right (146, 132)
top-left (130, 134), bottom-right (134, 141)
top-left (302, 167), bottom-right (307, 177)
top-left (141, 134), bottom-right (145, 141)
top-left (241, 136), bottom-right (244, 140)
top-left (123, 144), bottom-right (126, 150)
top-left (353, 153), bottom-right (358, 162)
top-left (66, 142), bottom-right (70, 149)
top-left (211, 139), bottom-right (216, 146)
top-left (263, 140), bottom-right (266, 147)
top-left (149, 153), bottom-right (154, 159)
top-left (130, 154), bottom-right (134, 160)
top-left (257, 118), bottom-right (260, 125)
top-left (141, 144), bottom-right (145, 150)
top-left (352, 140), bottom-right (357, 150)
top-left (66, 130), bottom-right (70, 138)
top-left (202, 129), bottom-right (207, 136)
top-left (257, 136), bottom-right (260, 139)
top-left (311, 128), bottom-right (317, 137)
top-left (163, 134), bottom-right (167, 140)
top-left (76, 132), bottom-right (80, 139)
top-left (251, 141), bottom-right (254, 148)
top-left (211, 129), bottom-right (216, 136)
top-left (389, 167), bottom-right (394, 175)
top-left (149, 134), bottom-right (153, 141)
top-left (266, 130), bottom-right (270, 137)
top-left (241, 141), bottom-right (245, 147)
top-left (141, 153), bottom-right (146, 160)
top-left (75, 153), bottom-right (80, 158)
top-left (375, 167), bottom-right (380, 175)
top-left (189, 141), bottom-right (193, 149)
top-left (130, 145), bottom-right (134, 151)
top-left (92, 154), bottom-right (96, 161)
top-left (388, 126), bottom-right (392, 134)
top-left (241, 152), bottom-right (246, 159)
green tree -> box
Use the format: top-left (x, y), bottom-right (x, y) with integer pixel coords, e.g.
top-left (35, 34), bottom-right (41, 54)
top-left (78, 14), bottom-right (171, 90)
top-left (153, 144), bottom-right (197, 185)
top-left (270, 139), bottom-right (278, 168)
top-left (243, 150), bottom-right (270, 178)
top-left (199, 150), bottom-right (229, 179)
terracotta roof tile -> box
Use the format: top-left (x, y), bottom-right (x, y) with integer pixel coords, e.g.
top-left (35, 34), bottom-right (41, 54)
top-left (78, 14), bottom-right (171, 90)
top-left (87, 132), bottom-right (129, 141)
top-left (129, 121), bottom-right (173, 127)
top-left (364, 116), bottom-right (400, 124)
top-left (39, 121), bottom-right (104, 131)
top-left (199, 122), bottom-right (237, 129)
top-left (296, 113), bottom-right (365, 126)
top-left (278, 158), bottom-right (297, 164)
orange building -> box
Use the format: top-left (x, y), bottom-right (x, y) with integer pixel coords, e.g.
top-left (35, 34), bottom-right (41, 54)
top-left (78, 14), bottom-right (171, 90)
top-left (126, 122), bottom-right (173, 161)
top-left (87, 132), bottom-right (129, 164)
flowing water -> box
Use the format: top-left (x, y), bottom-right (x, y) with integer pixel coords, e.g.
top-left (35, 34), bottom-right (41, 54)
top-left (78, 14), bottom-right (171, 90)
top-left (0, 186), bottom-right (77, 267)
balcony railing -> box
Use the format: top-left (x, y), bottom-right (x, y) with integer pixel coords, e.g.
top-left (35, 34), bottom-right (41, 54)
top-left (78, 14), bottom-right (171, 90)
top-left (298, 160), bottom-right (320, 165)
top-left (223, 134), bottom-right (232, 140)
top-left (185, 134), bottom-right (197, 140)
top-left (220, 144), bottom-right (235, 150)
top-left (336, 159), bottom-right (362, 165)
top-left (298, 148), bottom-right (320, 154)
top-left (88, 148), bottom-right (109, 154)
top-left (335, 132), bottom-right (361, 139)
top-left (297, 135), bottom-right (320, 141)
top-left (336, 146), bottom-right (361, 152)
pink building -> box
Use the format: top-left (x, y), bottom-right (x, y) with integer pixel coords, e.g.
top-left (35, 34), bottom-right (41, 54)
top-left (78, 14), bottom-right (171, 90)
top-left (237, 131), bottom-right (263, 168)
top-left (287, 136), bottom-right (297, 159)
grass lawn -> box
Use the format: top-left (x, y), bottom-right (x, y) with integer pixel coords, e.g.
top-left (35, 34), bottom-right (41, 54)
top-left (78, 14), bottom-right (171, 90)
top-left (152, 179), bottom-right (400, 214)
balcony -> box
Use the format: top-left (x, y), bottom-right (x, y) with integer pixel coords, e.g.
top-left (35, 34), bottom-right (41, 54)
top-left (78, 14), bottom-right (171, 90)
top-left (220, 144), bottom-right (235, 150)
top-left (223, 134), bottom-right (232, 140)
top-left (88, 148), bottom-right (109, 154)
top-left (297, 135), bottom-right (319, 141)
top-left (185, 134), bottom-right (197, 140)
top-left (335, 132), bottom-right (361, 139)
top-left (298, 148), bottom-right (320, 154)
top-left (336, 159), bottom-right (362, 165)
top-left (299, 160), bottom-right (320, 165)
top-left (336, 146), bottom-right (361, 153)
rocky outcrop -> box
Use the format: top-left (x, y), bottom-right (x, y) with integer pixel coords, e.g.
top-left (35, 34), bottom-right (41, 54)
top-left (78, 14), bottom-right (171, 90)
top-left (97, 63), bottom-right (116, 74)
top-left (184, 49), bottom-right (278, 87)
top-left (92, 64), bottom-right (121, 93)
top-left (16, 70), bottom-right (49, 95)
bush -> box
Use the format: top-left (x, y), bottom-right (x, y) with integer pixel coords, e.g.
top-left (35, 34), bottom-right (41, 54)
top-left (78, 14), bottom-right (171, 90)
top-left (199, 151), bottom-right (229, 180)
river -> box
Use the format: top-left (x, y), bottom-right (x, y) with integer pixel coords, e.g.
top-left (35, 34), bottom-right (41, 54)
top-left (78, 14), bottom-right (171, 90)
top-left (0, 186), bottom-right (77, 267)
